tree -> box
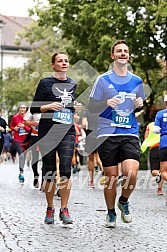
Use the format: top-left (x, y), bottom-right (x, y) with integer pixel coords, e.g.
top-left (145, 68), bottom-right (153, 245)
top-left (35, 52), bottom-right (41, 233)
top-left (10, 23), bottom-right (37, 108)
top-left (2, 22), bottom-right (70, 116)
top-left (28, 0), bottom-right (166, 171)
top-left (29, 0), bottom-right (166, 110)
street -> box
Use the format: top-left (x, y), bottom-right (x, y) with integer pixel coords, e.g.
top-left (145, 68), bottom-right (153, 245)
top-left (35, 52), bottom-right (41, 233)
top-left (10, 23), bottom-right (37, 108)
top-left (0, 160), bottom-right (167, 252)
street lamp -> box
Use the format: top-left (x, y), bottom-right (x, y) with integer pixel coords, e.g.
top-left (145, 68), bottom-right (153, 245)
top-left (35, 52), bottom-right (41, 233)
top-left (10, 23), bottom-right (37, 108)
top-left (0, 20), bottom-right (5, 77)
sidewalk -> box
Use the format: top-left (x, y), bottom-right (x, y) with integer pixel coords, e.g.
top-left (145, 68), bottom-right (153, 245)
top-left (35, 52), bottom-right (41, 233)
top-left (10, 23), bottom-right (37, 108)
top-left (0, 160), bottom-right (167, 252)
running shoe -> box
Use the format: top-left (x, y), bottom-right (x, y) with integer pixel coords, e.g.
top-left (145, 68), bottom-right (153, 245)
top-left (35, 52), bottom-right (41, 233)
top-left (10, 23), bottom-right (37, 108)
top-left (18, 174), bottom-right (24, 183)
top-left (100, 176), bottom-right (106, 185)
top-left (76, 167), bottom-right (81, 172)
top-left (72, 165), bottom-right (77, 174)
top-left (88, 181), bottom-right (95, 188)
top-left (105, 212), bottom-right (116, 228)
top-left (156, 173), bottom-right (161, 183)
top-left (33, 176), bottom-right (39, 188)
top-left (117, 201), bottom-right (132, 223)
top-left (157, 188), bottom-right (163, 195)
top-left (44, 207), bottom-right (54, 224)
top-left (94, 166), bottom-right (98, 173)
top-left (40, 182), bottom-right (45, 192)
top-left (59, 208), bottom-right (73, 224)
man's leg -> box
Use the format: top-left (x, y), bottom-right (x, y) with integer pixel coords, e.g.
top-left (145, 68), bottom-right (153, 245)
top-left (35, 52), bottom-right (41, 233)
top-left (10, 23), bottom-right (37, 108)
top-left (103, 165), bottom-right (118, 228)
top-left (104, 165), bottom-right (118, 209)
top-left (117, 159), bottom-right (139, 223)
top-left (160, 161), bottom-right (167, 180)
top-left (121, 159), bottom-right (139, 197)
top-left (88, 153), bottom-right (95, 186)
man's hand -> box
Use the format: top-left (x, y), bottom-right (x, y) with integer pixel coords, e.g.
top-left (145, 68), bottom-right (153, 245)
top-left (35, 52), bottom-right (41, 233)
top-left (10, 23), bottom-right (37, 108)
top-left (107, 97), bottom-right (120, 109)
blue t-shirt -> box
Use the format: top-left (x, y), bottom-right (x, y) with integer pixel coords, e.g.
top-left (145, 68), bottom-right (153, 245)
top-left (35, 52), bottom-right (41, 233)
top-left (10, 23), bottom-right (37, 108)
top-left (154, 109), bottom-right (167, 148)
top-left (90, 69), bottom-right (145, 137)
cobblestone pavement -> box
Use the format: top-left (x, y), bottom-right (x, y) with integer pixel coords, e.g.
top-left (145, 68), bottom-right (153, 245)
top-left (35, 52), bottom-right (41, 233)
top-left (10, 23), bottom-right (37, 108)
top-left (0, 160), bottom-right (167, 252)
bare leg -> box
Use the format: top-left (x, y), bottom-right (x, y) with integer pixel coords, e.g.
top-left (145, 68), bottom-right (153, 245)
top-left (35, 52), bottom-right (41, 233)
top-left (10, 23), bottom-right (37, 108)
top-left (95, 151), bottom-right (103, 171)
top-left (121, 159), bottom-right (139, 198)
top-left (59, 178), bottom-right (71, 208)
top-left (88, 153), bottom-right (94, 182)
top-left (160, 161), bottom-right (167, 181)
top-left (45, 181), bottom-right (56, 208)
top-left (104, 166), bottom-right (118, 209)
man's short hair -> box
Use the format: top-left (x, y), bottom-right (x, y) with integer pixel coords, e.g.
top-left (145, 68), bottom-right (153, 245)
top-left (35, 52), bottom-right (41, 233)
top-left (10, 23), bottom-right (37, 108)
top-left (111, 40), bottom-right (128, 54)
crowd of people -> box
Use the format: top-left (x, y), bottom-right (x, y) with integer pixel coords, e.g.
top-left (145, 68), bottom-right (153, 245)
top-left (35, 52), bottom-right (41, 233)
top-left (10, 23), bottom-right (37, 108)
top-left (0, 40), bottom-right (166, 228)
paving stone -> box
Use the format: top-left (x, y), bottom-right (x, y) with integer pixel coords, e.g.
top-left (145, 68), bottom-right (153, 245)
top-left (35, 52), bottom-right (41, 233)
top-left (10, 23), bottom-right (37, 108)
top-left (0, 161), bottom-right (167, 251)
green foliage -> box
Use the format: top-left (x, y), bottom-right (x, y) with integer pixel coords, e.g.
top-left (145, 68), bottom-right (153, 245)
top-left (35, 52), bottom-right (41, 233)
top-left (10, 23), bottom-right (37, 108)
top-left (2, 23), bottom-right (71, 116)
top-left (33, 0), bottom-right (166, 71)
top-left (2, 0), bottom-right (166, 121)
top-left (31, 0), bottom-right (166, 113)
top-left (139, 149), bottom-right (149, 170)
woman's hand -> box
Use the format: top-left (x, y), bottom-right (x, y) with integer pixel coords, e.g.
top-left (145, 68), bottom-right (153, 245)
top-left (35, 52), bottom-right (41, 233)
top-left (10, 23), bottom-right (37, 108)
top-left (47, 102), bottom-right (63, 111)
top-left (40, 102), bottom-right (63, 112)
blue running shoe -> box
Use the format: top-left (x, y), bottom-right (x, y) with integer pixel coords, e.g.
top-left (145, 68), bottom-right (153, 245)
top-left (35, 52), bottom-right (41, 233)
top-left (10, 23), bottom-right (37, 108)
top-left (117, 201), bottom-right (132, 223)
top-left (105, 212), bottom-right (116, 228)
top-left (72, 165), bottom-right (77, 174)
top-left (59, 208), bottom-right (73, 224)
top-left (44, 207), bottom-right (54, 224)
top-left (18, 174), bottom-right (24, 183)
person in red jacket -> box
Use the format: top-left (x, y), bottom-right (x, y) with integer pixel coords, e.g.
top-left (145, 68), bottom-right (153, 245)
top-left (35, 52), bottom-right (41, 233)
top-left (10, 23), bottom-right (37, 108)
top-left (10, 103), bottom-right (31, 183)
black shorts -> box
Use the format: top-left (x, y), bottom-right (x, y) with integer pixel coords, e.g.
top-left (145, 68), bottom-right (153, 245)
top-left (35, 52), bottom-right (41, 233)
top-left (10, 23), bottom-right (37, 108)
top-left (98, 135), bottom-right (140, 167)
top-left (3, 146), bottom-right (10, 153)
top-left (149, 147), bottom-right (160, 171)
top-left (159, 147), bottom-right (167, 162)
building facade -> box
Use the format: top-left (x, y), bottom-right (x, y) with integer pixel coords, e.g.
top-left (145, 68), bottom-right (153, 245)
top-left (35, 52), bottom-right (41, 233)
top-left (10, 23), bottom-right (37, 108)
top-left (0, 14), bottom-right (32, 71)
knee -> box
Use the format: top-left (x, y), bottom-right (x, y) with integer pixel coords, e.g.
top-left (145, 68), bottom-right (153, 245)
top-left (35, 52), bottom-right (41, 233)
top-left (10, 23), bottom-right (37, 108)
top-left (125, 170), bottom-right (137, 181)
top-left (151, 170), bottom-right (158, 176)
top-left (161, 171), bottom-right (167, 181)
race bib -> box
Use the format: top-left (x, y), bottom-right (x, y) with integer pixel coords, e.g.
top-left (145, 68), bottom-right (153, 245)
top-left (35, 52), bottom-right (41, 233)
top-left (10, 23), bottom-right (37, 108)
top-left (52, 108), bottom-right (72, 124)
top-left (18, 128), bottom-right (28, 136)
top-left (32, 126), bottom-right (38, 135)
top-left (111, 111), bottom-right (132, 128)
